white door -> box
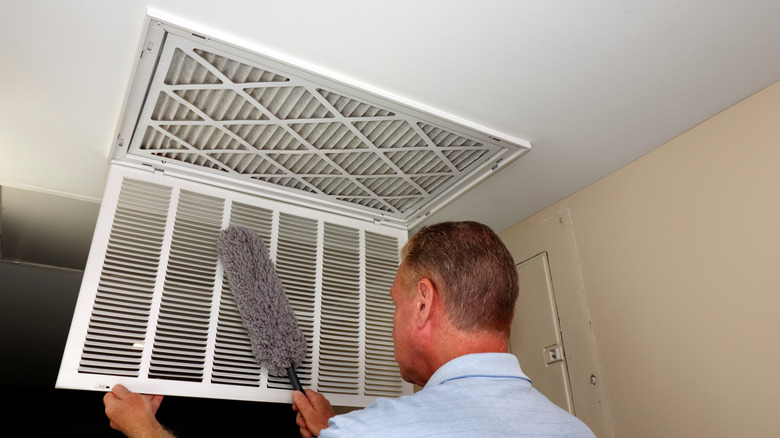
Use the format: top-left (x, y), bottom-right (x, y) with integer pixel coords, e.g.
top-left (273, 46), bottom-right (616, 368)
top-left (509, 251), bottom-right (574, 413)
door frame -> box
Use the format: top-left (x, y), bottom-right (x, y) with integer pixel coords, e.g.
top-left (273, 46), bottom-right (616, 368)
top-left (501, 209), bottom-right (613, 438)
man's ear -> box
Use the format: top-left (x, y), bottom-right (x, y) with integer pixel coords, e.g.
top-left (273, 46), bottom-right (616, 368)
top-left (414, 278), bottom-right (436, 328)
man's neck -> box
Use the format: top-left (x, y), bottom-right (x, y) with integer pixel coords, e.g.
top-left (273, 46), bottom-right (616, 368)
top-left (417, 325), bottom-right (509, 386)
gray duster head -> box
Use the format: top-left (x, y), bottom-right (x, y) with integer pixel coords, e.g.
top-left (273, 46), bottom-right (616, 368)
top-left (216, 225), bottom-right (306, 377)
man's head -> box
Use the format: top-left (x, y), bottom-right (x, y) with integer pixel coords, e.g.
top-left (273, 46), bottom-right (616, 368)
top-left (390, 221), bottom-right (518, 385)
top-left (399, 221), bottom-right (519, 335)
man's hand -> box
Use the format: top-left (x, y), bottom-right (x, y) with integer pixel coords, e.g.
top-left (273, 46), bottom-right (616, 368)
top-left (103, 384), bottom-right (174, 438)
top-left (291, 389), bottom-right (335, 438)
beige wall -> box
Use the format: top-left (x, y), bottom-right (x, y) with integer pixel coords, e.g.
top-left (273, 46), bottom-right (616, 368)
top-left (501, 80), bottom-right (780, 437)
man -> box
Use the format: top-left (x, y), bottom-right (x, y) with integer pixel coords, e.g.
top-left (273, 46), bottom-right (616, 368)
top-left (104, 221), bottom-right (595, 437)
top-left (290, 221), bottom-right (594, 437)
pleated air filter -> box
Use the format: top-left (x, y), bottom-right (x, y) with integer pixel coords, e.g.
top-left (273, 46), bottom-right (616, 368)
top-left (112, 13), bottom-right (528, 227)
top-left (56, 12), bottom-right (530, 407)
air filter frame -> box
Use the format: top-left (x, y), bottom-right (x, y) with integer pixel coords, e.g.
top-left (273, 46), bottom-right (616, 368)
top-left (112, 11), bottom-right (530, 229)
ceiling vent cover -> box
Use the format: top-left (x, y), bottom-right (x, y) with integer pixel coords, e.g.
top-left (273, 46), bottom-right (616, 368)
top-left (57, 164), bottom-right (411, 407)
top-left (114, 14), bottom-right (529, 228)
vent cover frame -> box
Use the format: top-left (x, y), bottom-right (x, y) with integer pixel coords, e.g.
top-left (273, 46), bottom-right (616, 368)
top-left (112, 11), bottom-right (530, 229)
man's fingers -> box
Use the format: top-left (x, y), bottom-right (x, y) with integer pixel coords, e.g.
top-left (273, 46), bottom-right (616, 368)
top-left (292, 389), bottom-right (334, 437)
top-left (291, 390), bottom-right (312, 416)
top-left (296, 411), bottom-right (307, 428)
top-left (149, 394), bottom-right (164, 414)
top-left (303, 389), bottom-right (322, 405)
top-left (111, 384), bottom-right (131, 399)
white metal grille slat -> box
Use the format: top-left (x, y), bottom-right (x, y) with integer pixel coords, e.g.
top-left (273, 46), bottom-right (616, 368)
top-left (273, 212), bottom-right (318, 390)
top-left (76, 178), bottom-right (171, 377)
top-left (364, 230), bottom-right (404, 396)
top-left (211, 201), bottom-right (272, 386)
top-left (148, 191), bottom-right (223, 381)
top-left (317, 223), bottom-right (361, 395)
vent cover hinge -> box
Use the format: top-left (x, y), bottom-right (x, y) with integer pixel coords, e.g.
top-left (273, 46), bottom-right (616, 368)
top-left (141, 162), bottom-right (166, 176)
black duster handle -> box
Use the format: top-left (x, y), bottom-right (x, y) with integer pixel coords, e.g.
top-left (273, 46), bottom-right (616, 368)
top-left (287, 366), bottom-right (303, 392)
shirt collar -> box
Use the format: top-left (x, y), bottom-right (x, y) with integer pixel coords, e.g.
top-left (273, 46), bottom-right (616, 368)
top-left (424, 353), bottom-right (531, 388)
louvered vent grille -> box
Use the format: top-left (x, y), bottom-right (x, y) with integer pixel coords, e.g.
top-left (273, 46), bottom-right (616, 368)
top-left (57, 165), bottom-right (411, 406)
top-left (273, 213), bottom-right (318, 390)
top-left (79, 180), bottom-right (171, 377)
top-left (115, 18), bottom-right (528, 226)
top-left (364, 231), bottom-right (405, 396)
top-left (319, 223), bottom-right (361, 394)
top-left (148, 190), bottom-right (224, 382)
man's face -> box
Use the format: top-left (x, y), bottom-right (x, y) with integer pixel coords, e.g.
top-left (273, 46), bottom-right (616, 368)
top-left (390, 263), bottom-right (416, 382)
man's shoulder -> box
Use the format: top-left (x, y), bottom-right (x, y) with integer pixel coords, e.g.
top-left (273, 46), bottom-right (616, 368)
top-left (322, 385), bottom-right (594, 438)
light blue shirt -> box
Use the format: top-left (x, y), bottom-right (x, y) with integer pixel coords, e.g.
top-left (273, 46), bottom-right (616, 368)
top-left (320, 353), bottom-right (595, 438)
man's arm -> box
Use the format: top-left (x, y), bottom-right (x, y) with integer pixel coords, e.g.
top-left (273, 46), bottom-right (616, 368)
top-left (291, 390), bottom-right (336, 438)
top-left (103, 384), bottom-right (175, 438)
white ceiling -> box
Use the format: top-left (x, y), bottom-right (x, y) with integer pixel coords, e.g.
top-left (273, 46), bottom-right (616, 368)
top-left (2, 0), bottom-right (780, 267)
